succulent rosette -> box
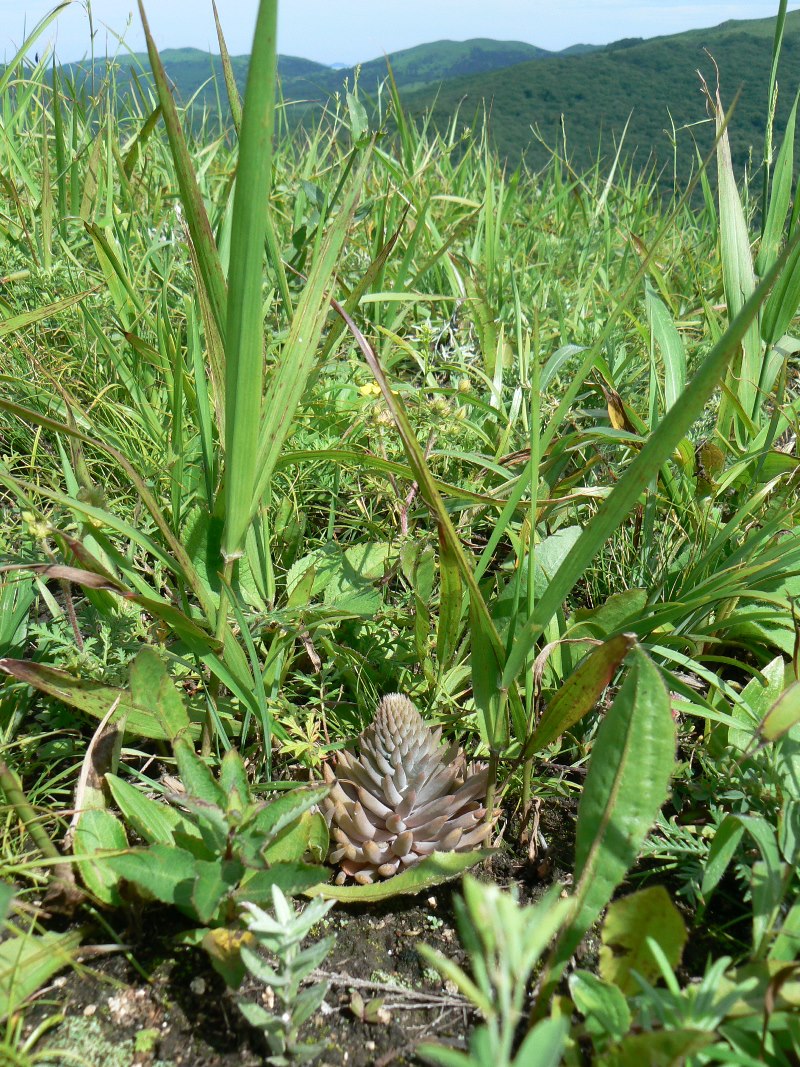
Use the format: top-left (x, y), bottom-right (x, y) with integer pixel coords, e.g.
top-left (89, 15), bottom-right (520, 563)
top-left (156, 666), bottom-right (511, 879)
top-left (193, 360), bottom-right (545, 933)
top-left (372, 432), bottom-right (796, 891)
top-left (322, 694), bottom-right (494, 885)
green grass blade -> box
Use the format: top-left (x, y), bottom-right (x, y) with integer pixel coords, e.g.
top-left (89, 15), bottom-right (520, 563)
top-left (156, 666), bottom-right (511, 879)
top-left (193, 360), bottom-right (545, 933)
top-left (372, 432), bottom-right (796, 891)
top-left (250, 154), bottom-right (372, 515)
top-left (502, 228), bottom-right (800, 690)
top-left (331, 300), bottom-right (524, 750)
top-left (646, 281), bottom-right (686, 413)
top-left (713, 88), bottom-right (761, 438)
top-left (138, 1), bottom-right (228, 342)
top-left (220, 0), bottom-right (278, 561)
top-left (212, 0), bottom-right (243, 134)
top-left (757, 92), bottom-right (797, 279)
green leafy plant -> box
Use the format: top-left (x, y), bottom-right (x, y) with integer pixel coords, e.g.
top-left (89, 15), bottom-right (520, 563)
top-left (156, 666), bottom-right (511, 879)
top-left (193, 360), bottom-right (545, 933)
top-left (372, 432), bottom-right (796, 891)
top-left (237, 887), bottom-right (335, 1064)
top-left (418, 877), bottom-right (572, 1067)
top-left (103, 742), bottom-right (330, 927)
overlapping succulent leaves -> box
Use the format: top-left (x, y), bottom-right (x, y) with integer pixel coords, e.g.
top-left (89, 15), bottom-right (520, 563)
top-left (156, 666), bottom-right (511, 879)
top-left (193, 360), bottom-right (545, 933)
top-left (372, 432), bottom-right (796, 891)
top-left (322, 694), bottom-right (494, 884)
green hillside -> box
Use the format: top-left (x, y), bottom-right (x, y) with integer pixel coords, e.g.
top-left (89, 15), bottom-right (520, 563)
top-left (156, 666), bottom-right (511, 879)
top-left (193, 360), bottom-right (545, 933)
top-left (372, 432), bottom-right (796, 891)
top-left (297, 38), bottom-right (550, 96)
top-left (54, 11), bottom-right (799, 186)
top-left (402, 13), bottom-right (800, 182)
top-left (58, 38), bottom-right (548, 108)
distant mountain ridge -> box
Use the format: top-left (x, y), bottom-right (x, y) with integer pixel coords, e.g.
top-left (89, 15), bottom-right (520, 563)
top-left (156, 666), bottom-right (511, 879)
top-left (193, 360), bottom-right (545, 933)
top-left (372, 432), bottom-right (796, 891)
top-left (58, 37), bottom-right (556, 102)
top-left (53, 11), bottom-right (800, 185)
top-left (401, 10), bottom-right (800, 181)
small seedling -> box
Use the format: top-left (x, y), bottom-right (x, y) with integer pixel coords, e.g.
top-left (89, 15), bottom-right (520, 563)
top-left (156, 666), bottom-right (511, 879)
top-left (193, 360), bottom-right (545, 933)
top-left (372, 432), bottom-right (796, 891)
top-left (237, 887), bottom-right (336, 1064)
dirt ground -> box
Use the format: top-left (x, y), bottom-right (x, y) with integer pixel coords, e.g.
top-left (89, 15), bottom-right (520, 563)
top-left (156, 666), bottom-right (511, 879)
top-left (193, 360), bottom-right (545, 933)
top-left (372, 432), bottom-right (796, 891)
top-left (21, 798), bottom-right (580, 1067)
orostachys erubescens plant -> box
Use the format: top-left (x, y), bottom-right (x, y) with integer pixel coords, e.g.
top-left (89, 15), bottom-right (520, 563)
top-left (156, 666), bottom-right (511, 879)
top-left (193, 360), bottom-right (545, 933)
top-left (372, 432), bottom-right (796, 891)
top-left (322, 694), bottom-right (495, 884)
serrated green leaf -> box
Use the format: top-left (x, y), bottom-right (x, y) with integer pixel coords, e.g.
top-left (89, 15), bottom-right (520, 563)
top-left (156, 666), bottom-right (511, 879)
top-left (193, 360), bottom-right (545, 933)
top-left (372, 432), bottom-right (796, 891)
top-left (192, 858), bottom-right (243, 924)
top-left (106, 773), bottom-right (198, 846)
top-left (220, 748), bottom-right (251, 814)
top-left (248, 785), bottom-right (329, 848)
top-left (236, 862), bottom-right (329, 903)
top-left (129, 648), bottom-right (191, 742)
top-left (260, 811), bottom-right (329, 865)
top-left (108, 843), bottom-right (197, 910)
top-left (73, 808), bottom-right (128, 906)
top-left (173, 737), bottom-right (226, 808)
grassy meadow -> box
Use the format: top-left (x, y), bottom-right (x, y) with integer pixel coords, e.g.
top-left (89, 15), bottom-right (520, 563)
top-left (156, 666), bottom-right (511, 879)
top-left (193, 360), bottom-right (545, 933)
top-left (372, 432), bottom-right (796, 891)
top-left (1, 1), bottom-right (800, 1064)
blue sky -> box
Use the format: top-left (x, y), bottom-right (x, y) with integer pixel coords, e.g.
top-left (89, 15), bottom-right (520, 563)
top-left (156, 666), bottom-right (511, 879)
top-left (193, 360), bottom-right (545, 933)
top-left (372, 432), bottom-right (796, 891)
top-left (6, 1), bottom-right (800, 65)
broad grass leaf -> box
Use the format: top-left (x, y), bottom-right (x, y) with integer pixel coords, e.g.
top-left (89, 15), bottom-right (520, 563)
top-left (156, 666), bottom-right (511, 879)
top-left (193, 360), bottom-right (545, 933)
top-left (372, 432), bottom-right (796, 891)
top-left (760, 681), bottom-right (800, 744)
top-left (0, 659), bottom-right (201, 742)
top-left (0, 927), bottom-right (82, 1021)
top-left (537, 526), bottom-right (582, 580)
top-left (129, 648), bottom-right (191, 742)
top-left (305, 850), bottom-right (491, 902)
top-left (512, 1016), bottom-right (570, 1067)
top-left (138, 2), bottom-right (227, 341)
top-left (757, 92), bottom-right (798, 279)
top-left (752, 859), bottom-right (785, 957)
top-left (552, 647), bottom-right (675, 972)
top-left (599, 886), bottom-right (687, 994)
top-left (704, 813), bottom-right (782, 953)
top-left (714, 89), bottom-right (761, 437)
top-left (437, 522), bottom-right (463, 670)
top-left (529, 633), bottom-right (636, 753)
top-left (702, 815), bottom-right (745, 898)
top-left (762, 239), bottom-right (800, 346)
top-left (211, 0), bottom-right (243, 133)
top-left (569, 970), bottom-right (631, 1042)
top-left (646, 282), bottom-right (686, 412)
top-left (770, 898), bottom-right (800, 962)
top-left (730, 654), bottom-right (786, 751)
top-left (220, 0), bottom-right (279, 559)
top-left (470, 596), bottom-right (508, 747)
top-left (0, 290), bottom-right (91, 336)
